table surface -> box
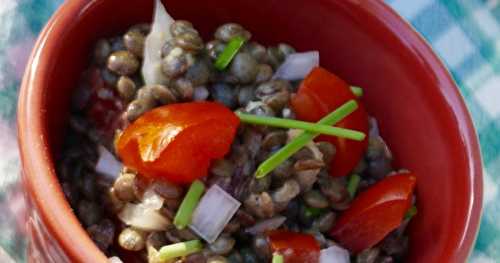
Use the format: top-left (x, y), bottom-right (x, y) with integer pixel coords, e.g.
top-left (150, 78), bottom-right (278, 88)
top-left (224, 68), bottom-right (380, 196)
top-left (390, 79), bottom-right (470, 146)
top-left (1, 0), bottom-right (499, 262)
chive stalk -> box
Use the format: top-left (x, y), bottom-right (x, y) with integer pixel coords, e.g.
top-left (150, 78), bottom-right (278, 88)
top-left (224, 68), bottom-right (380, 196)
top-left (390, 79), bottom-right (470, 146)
top-left (157, 240), bottom-right (203, 261)
top-left (255, 100), bottom-right (360, 178)
top-left (404, 205), bottom-right (418, 220)
top-left (350, 86), bottom-right (363, 97)
top-left (214, 36), bottom-right (246, 70)
top-left (174, 180), bottom-right (205, 229)
top-left (272, 253), bottom-right (284, 263)
top-left (304, 206), bottom-right (324, 219)
top-left (347, 174), bottom-right (361, 198)
top-left (236, 112), bottom-right (365, 140)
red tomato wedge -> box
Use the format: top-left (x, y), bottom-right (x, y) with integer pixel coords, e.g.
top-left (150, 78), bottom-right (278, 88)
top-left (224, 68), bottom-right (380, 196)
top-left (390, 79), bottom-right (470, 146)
top-left (116, 102), bottom-right (239, 184)
top-left (268, 230), bottom-right (320, 263)
top-left (330, 173), bottom-right (417, 253)
top-left (291, 67), bottom-right (369, 177)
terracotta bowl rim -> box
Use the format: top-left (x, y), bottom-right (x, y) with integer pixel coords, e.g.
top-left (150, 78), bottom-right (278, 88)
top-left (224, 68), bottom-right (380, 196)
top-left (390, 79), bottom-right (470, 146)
top-left (17, 0), bottom-right (483, 262)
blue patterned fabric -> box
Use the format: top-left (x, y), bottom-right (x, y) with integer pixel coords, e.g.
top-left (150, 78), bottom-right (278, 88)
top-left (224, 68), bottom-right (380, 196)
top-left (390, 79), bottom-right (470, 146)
top-left (0, 0), bottom-right (498, 261)
top-left (387, 1), bottom-right (500, 262)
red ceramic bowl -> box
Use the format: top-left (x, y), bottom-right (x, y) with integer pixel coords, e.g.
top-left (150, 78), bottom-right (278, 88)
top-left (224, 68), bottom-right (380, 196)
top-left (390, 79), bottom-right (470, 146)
top-left (18, 0), bottom-right (483, 262)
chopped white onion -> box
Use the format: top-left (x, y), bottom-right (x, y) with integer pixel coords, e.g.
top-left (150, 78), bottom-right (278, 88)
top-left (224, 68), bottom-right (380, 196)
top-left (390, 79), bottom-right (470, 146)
top-left (193, 86), bottom-right (209, 101)
top-left (319, 245), bottom-right (351, 263)
top-left (245, 101), bottom-right (267, 112)
top-left (273, 51), bottom-right (319, 81)
top-left (95, 145), bottom-right (122, 180)
top-left (368, 117), bottom-right (379, 137)
top-left (367, 118), bottom-right (393, 160)
top-left (118, 203), bottom-right (170, 231)
top-left (142, 0), bottom-right (174, 85)
top-left (308, 143), bottom-right (324, 161)
top-left (245, 216), bottom-right (286, 235)
top-left (379, 135), bottom-right (393, 160)
top-left (287, 128), bottom-right (302, 140)
top-left (141, 187), bottom-right (165, 210)
top-left (147, 245), bottom-right (159, 263)
top-left (189, 185), bottom-right (241, 243)
top-left (108, 257), bottom-right (123, 263)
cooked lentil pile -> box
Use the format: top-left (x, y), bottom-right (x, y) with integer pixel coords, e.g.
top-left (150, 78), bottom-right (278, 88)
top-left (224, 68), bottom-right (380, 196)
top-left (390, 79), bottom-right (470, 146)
top-left (58, 12), bottom-right (416, 263)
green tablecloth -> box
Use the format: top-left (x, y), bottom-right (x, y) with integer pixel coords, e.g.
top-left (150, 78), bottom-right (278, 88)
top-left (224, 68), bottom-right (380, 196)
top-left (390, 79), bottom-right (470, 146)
top-left (0, 0), bottom-right (498, 262)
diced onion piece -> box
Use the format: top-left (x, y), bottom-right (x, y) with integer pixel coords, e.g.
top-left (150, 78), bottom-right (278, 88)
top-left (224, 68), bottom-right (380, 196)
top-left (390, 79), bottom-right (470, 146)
top-left (95, 145), bottom-right (122, 180)
top-left (142, 0), bottom-right (174, 85)
top-left (308, 142), bottom-right (324, 161)
top-left (319, 245), bottom-right (350, 263)
top-left (118, 203), bottom-right (170, 231)
top-left (287, 129), bottom-right (302, 140)
top-left (108, 257), bottom-right (123, 263)
top-left (147, 245), bottom-right (159, 262)
top-left (245, 216), bottom-right (286, 235)
top-left (368, 118), bottom-right (392, 161)
top-left (141, 187), bottom-right (165, 210)
top-left (368, 117), bottom-right (379, 137)
top-left (273, 51), bottom-right (319, 81)
top-left (380, 136), bottom-right (393, 160)
top-left (189, 185), bottom-right (241, 243)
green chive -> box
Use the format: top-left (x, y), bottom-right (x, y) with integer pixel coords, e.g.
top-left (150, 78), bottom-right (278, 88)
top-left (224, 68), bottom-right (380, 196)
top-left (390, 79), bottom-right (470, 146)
top-left (157, 240), bottom-right (203, 261)
top-left (350, 86), bottom-right (363, 97)
top-left (272, 253), bottom-right (284, 263)
top-left (347, 174), bottom-right (361, 198)
top-left (174, 180), bottom-right (205, 230)
top-left (214, 36), bottom-right (246, 70)
top-left (304, 206), bottom-right (324, 219)
top-left (236, 112), bottom-right (365, 140)
top-left (255, 100), bottom-right (360, 178)
top-left (404, 205), bottom-right (418, 220)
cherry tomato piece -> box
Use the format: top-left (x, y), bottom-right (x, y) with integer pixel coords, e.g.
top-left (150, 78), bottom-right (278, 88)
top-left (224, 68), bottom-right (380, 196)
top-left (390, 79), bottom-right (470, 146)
top-left (268, 230), bottom-right (320, 263)
top-left (116, 102), bottom-right (239, 184)
top-left (291, 67), bottom-right (369, 177)
top-left (330, 173), bottom-right (417, 253)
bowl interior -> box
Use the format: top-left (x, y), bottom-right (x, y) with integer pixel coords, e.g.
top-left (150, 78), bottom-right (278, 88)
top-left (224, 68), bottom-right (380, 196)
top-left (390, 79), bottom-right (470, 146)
top-left (23, 0), bottom-right (482, 262)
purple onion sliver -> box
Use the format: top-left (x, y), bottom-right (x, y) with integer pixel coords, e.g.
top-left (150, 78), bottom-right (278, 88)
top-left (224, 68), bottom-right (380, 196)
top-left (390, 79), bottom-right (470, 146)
top-left (272, 51), bottom-right (319, 81)
top-left (95, 145), bottom-right (122, 180)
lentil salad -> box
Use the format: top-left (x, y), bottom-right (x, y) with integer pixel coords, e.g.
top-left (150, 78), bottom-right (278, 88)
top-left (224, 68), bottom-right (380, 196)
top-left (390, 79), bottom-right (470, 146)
top-left (58, 1), bottom-right (417, 262)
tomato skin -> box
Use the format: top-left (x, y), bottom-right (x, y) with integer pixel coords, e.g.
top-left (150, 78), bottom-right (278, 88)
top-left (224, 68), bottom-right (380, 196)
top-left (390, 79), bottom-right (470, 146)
top-left (116, 102), bottom-right (239, 184)
top-left (291, 67), bottom-right (369, 177)
top-left (267, 230), bottom-right (320, 263)
top-left (330, 173), bottom-right (417, 253)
